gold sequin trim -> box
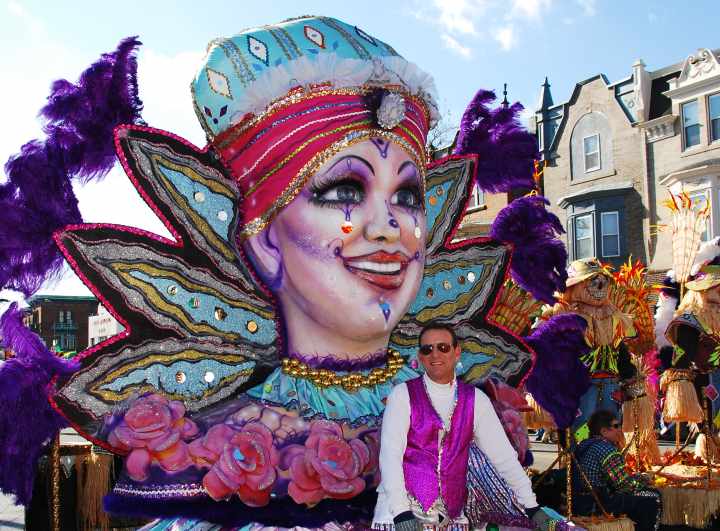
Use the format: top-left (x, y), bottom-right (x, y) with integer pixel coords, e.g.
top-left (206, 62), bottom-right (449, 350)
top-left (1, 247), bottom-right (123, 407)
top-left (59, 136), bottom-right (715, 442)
top-left (239, 128), bottom-right (426, 239)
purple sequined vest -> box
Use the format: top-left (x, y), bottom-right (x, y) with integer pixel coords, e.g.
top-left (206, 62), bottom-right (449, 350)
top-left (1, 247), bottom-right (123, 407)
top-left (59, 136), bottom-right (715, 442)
top-left (402, 377), bottom-right (475, 519)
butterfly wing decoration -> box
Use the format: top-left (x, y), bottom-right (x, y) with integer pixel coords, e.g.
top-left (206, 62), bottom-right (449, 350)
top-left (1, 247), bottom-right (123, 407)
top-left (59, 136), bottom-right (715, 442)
top-left (52, 125), bottom-right (280, 445)
top-left (389, 155), bottom-right (533, 388)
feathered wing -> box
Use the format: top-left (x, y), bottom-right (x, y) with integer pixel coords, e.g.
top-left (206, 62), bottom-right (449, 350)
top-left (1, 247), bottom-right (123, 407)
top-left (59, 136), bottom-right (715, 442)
top-left (52, 126), bottom-right (278, 444)
top-left (389, 156), bottom-right (533, 387)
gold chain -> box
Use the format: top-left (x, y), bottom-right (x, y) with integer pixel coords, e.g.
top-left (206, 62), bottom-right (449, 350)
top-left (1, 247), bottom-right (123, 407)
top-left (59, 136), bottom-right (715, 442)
top-left (280, 349), bottom-right (405, 392)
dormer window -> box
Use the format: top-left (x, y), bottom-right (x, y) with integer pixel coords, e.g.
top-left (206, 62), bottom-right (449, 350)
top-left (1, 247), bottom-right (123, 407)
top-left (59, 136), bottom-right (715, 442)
top-left (710, 93), bottom-right (720, 143)
top-left (682, 100), bottom-right (701, 149)
top-left (583, 134), bottom-right (601, 173)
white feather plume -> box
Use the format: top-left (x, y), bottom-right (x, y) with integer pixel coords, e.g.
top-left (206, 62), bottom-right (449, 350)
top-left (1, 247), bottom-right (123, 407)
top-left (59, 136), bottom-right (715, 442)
top-left (691, 237), bottom-right (720, 275)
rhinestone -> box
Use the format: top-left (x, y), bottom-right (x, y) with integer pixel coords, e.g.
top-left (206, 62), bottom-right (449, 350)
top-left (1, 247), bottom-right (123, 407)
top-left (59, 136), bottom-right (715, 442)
top-left (193, 191), bottom-right (205, 203)
top-left (246, 320), bottom-right (258, 333)
top-left (426, 287), bottom-right (434, 298)
top-left (203, 371), bottom-right (215, 383)
top-left (189, 297), bottom-right (200, 309)
top-left (443, 280), bottom-right (452, 290)
top-left (263, 383), bottom-right (273, 393)
top-left (458, 275), bottom-right (466, 285)
top-left (414, 226), bottom-right (422, 239)
top-left (467, 272), bottom-right (476, 283)
top-left (175, 371), bottom-right (186, 383)
top-left (167, 285), bottom-right (178, 296)
top-left (214, 307), bottom-right (227, 321)
top-left (429, 196), bottom-right (438, 206)
top-left (436, 187), bottom-right (444, 196)
top-left (217, 210), bottom-right (228, 222)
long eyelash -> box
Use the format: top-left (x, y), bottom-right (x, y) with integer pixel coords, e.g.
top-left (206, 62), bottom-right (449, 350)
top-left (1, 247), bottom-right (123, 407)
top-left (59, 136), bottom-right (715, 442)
top-left (308, 174), bottom-right (364, 207)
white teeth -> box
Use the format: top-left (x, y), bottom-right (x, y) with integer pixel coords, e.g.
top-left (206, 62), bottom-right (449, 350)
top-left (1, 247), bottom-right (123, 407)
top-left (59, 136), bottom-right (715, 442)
top-left (349, 261), bottom-right (402, 273)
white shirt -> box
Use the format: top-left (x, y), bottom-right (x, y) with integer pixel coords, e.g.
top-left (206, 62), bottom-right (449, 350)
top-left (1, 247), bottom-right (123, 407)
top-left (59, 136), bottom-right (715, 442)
top-left (372, 374), bottom-right (537, 524)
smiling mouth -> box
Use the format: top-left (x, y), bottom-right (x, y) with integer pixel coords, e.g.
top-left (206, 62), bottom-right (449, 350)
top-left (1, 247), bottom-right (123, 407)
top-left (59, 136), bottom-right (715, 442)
top-left (344, 251), bottom-right (410, 290)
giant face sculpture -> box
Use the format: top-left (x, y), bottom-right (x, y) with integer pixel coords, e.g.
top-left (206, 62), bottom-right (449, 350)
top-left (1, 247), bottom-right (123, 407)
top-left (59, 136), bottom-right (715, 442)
top-left (245, 139), bottom-right (426, 356)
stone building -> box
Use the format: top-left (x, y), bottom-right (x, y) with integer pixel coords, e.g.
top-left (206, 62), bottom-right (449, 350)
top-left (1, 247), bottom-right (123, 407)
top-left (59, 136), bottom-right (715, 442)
top-left (534, 48), bottom-right (720, 273)
top-left (23, 295), bottom-right (98, 352)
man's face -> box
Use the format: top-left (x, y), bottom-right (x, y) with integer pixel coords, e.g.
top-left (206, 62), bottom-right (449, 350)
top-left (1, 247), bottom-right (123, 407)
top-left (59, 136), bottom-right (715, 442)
top-left (600, 419), bottom-right (624, 447)
top-left (418, 328), bottom-right (461, 384)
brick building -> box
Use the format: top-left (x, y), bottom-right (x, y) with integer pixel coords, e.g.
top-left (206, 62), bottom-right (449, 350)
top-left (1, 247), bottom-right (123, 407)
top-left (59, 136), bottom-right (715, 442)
top-left (533, 47), bottom-right (720, 273)
top-left (23, 295), bottom-right (98, 352)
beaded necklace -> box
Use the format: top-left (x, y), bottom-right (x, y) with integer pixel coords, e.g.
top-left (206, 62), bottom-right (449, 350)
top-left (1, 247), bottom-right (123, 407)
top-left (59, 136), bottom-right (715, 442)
top-left (280, 349), bottom-right (405, 392)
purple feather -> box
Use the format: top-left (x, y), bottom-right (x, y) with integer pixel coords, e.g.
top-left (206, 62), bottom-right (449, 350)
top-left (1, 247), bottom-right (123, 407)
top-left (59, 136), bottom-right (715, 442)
top-left (453, 89), bottom-right (538, 193)
top-left (0, 303), bottom-right (78, 505)
top-left (0, 37), bottom-right (143, 296)
top-left (490, 195), bottom-right (568, 304)
top-left (524, 314), bottom-right (591, 430)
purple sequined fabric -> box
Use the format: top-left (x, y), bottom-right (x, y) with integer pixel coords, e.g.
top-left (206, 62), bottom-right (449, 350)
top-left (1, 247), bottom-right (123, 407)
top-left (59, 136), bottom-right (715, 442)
top-left (402, 378), bottom-right (474, 519)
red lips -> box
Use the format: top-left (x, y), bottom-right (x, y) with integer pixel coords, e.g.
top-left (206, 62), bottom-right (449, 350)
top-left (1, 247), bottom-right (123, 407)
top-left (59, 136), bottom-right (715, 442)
top-left (344, 251), bottom-right (410, 290)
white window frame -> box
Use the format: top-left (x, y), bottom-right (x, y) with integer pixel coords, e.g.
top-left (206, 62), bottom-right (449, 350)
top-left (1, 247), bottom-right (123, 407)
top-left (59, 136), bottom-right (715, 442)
top-left (600, 211), bottom-right (620, 258)
top-left (573, 213), bottom-right (595, 260)
top-left (467, 183), bottom-right (485, 211)
top-left (681, 99), bottom-right (701, 150)
top-left (709, 92), bottom-right (720, 144)
top-left (688, 189), bottom-right (712, 242)
top-left (582, 133), bottom-right (601, 173)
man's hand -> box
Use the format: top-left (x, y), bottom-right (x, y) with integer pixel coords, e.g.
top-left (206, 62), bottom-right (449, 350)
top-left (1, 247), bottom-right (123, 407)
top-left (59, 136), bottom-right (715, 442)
top-left (393, 511), bottom-right (424, 531)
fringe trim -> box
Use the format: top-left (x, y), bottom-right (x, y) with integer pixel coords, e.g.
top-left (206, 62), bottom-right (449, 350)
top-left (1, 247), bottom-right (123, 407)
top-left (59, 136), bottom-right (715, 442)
top-left (229, 53), bottom-right (439, 128)
top-left (76, 451), bottom-right (114, 531)
top-left (659, 486), bottom-right (720, 528)
top-left (571, 516), bottom-right (634, 531)
top-left (660, 371), bottom-right (704, 423)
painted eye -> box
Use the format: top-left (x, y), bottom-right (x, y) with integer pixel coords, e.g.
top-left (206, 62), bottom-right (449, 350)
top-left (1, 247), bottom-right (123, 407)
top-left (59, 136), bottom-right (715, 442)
top-left (391, 187), bottom-right (421, 209)
top-left (314, 182), bottom-right (364, 204)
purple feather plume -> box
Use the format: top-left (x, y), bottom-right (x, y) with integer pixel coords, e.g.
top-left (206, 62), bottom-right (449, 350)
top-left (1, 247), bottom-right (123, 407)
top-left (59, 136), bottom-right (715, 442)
top-left (0, 303), bottom-right (78, 505)
top-left (453, 89), bottom-right (538, 193)
top-left (524, 314), bottom-right (591, 430)
top-left (0, 37), bottom-right (143, 296)
top-left (490, 195), bottom-right (568, 304)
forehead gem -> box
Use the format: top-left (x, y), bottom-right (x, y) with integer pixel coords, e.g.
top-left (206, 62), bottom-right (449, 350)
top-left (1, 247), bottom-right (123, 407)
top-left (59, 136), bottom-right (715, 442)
top-left (376, 92), bottom-right (406, 130)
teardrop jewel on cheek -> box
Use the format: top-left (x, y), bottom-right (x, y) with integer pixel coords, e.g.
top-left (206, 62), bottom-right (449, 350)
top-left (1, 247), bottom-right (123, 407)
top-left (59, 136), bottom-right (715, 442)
top-left (414, 226), bottom-right (422, 239)
top-left (341, 220), bottom-right (353, 234)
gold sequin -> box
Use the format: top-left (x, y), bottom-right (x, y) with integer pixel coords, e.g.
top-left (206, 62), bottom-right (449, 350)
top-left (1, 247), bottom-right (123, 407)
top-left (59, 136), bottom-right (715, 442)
top-left (246, 320), bottom-right (258, 333)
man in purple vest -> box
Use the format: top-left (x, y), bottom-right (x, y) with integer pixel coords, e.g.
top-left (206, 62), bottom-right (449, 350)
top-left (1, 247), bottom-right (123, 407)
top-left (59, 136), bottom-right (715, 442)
top-left (372, 322), bottom-right (545, 530)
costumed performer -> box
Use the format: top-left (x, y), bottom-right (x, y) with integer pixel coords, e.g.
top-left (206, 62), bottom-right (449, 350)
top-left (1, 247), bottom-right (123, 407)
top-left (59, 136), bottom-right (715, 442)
top-left (542, 258), bottom-right (637, 439)
top-left (660, 239), bottom-right (720, 458)
top-left (0, 16), bottom-right (578, 530)
top-left (572, 410), bottom-right (661, 531)
top-left (373, 321), bottom-right (570, 530)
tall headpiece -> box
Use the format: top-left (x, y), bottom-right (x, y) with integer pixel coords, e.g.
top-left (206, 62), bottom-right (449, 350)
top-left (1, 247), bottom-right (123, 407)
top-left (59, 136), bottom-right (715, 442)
top-left (191, 16), bottom-right (438, 236)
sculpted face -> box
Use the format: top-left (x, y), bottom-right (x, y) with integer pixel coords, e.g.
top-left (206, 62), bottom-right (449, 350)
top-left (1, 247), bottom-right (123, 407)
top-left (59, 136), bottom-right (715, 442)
top-left (245, 139), bottom-right (427, 356)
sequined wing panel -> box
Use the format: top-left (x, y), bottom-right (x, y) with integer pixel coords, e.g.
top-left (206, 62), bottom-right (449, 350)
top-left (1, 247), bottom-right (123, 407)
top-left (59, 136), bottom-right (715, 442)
top-left (389, 156), bottom-right (533, 387)
top-left (52, 126), bottom-right (278, 442)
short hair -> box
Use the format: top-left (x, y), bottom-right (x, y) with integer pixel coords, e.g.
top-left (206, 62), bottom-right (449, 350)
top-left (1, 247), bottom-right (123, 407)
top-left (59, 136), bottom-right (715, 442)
top-left (418, 321), bottom-right (458, 347)
top-left (588, 410), bottom-right (618, 437)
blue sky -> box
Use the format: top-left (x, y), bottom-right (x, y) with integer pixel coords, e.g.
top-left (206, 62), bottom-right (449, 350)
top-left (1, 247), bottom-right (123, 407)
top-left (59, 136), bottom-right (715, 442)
top-left (1, 0), bottom-right (718, 298)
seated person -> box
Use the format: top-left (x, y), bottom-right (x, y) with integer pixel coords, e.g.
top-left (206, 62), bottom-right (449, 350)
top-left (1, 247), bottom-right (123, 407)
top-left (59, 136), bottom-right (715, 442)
top-left (372, 321), bottom-right (551, 530)
top-left (573, 410), bottom-right (661, 531)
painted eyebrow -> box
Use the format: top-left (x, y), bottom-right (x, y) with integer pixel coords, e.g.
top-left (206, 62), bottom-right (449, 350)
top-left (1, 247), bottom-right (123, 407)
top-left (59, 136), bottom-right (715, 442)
top-left (398, 160), bottom-right (418, 176)
top-left (325, 155), bottom-right (375, 176)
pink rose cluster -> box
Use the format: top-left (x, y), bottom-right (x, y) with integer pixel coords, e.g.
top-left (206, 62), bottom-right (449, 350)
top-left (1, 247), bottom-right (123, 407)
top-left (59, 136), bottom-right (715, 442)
top-left (285, 421), bottom-right (377, 505)
top-left (108, 394), bottom-right (199, 481)
top-left (483, 379), bottom-right (531, 465)
top-left (108, 395), bottom-right (380, 508)
top-left (190, 422), bottom-right (279, 506)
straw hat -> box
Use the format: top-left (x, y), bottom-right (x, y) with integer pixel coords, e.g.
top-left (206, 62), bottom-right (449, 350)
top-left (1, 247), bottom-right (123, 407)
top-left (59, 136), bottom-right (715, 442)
top-left (685, 264), bottom-right (720, 291)
top-left (566, 258), bottom-right (612, 287)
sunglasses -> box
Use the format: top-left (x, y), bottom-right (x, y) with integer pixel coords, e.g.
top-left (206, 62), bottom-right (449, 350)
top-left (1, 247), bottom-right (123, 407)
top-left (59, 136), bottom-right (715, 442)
top-left (419, 342), bottom-right (453, 355)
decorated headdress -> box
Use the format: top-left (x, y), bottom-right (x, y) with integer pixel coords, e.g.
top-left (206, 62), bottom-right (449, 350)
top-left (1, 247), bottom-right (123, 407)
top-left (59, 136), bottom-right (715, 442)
top-left (191, 16), bottom-right (437, 236)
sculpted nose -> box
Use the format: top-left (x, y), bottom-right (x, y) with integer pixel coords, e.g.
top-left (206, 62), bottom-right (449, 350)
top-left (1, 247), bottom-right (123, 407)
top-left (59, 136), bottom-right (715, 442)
top-left (363, 200), bottom-right (400, 243)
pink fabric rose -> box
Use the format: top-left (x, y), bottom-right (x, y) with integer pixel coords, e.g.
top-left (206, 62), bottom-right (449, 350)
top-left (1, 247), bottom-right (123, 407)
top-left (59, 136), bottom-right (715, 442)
top-left (202, 422), bottom-right (279, 506)
top-left (108, 394), bottom-right (199, 481)
top-left (287, 420), bottom-right (368, 506)
top-left (188, 424), bottom-right (236, 467)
